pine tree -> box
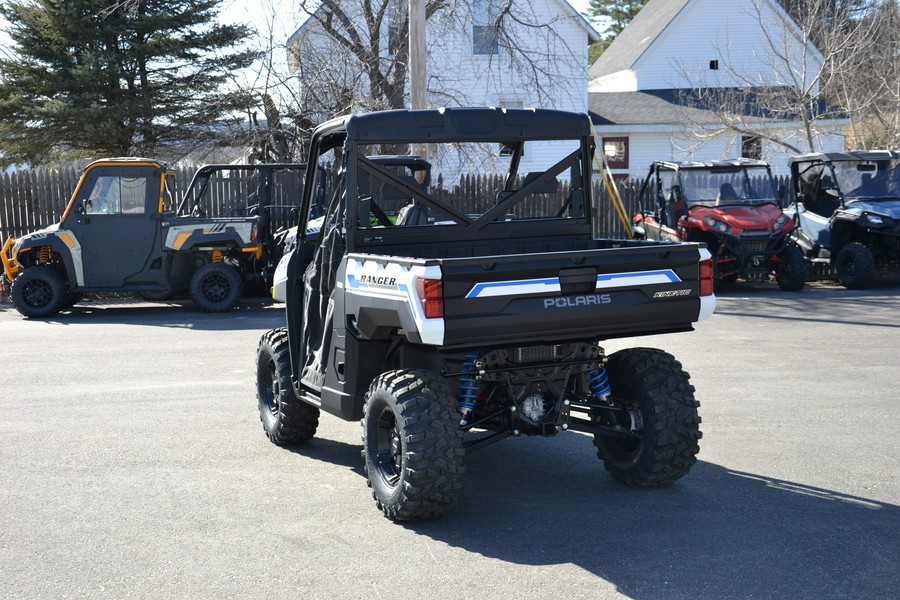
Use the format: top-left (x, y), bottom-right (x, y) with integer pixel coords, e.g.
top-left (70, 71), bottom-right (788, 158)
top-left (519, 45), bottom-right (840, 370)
top-left (0, 0), bottom-right (258, 165)
top-left (586, 0), bottom-right (647, 64)
top-left (588, 0), bottom-right (647, 38)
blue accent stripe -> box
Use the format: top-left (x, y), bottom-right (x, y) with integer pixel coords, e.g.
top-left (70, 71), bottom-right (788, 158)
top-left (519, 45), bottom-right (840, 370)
top-left (465, 269), bottom-right (682, 299)
top-left (466, 277), bottom-right (560, 299)
top-left (596, 270), bottom-right (680, 285)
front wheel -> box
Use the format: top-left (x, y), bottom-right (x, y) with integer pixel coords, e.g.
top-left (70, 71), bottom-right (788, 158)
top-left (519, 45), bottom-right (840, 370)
top-left (10, 266), bottom-right (66, 317)
top-left (836, 242), bottom-right (875, 289)
top-left (256, 328), bottom-right (319, 446)
top-left (774, 245), bottom-right (808, 291)
top-left (362, 370), bottom-right (465, 521)
top-left (592, 348), bottom-right (701, 487)
top-left (190, 262), bottom-right (243, 312)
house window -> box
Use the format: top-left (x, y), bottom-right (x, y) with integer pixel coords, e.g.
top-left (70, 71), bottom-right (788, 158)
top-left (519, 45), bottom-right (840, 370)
top-left (473, 0), bottom-right (500, 55)
top-left (709, 59), bottom-right (719, 70)
top-left (602, 137), bottom-right (629, 170)
top-left (742, 135), bottom-right (762, 160)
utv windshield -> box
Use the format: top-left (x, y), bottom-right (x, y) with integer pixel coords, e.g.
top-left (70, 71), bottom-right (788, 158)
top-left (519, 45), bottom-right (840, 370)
top-left (353, 138), bottom-right (588, 229)
top-left (831, 159), bottom-right (900, 200)
top-left (679, 166), bottom-right (778, 207)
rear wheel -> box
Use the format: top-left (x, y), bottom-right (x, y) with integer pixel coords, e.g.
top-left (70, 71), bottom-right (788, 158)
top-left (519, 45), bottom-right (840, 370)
top-left (836, 242), bottom-right (875, 289)
top-left (256, 328), bottom-right (319, 446)
top-left (362, 370), bottom-right (465, 521)
top-left (190, 262), bottom-right (242, 312)
top-left (592, 348), bottom-right (701, 487)
top-left (775, 245), bottom-right (808, 291)
top-left (10, 266), bottom-right (66, 317)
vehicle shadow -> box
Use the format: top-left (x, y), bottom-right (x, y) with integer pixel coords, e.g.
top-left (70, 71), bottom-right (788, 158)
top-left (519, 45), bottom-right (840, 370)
top-left (2, 297), bottom-right (285, 330)
top-left (402, 434), bottom-right (899, 600)
top-left (280, 430), bottom-right (898, 599)
top-left (713, 280), bottom-right (900, 329)
top-left (286, 437), bottom-right (367, 478)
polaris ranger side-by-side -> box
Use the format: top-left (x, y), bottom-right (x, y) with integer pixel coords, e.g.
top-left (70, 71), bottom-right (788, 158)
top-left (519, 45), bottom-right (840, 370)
top-left (633, 159), bottom-right (808, 291)
top-left (256, 107), bottom-right (716, 521)
top-left (1, 159), bottom-right (304, 316)
top-left (787, 151), bottom-right (900, 288)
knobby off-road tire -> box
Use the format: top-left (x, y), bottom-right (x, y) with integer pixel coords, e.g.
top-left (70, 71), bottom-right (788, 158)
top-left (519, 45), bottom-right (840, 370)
top-left (593, 348), bottom-right (701, 487)
top-left (256, 328), bottom-right (319, 446)
top-left (362, 369), bottom-right (466, 521)
top-left (190, 263), bottom-right (243, 312)
top-left (775, 245), bottom-right (808, 291)
top-left (836, 242), bottom-right (875, 289)
top-left (10, 266), bottom-right (66, 318)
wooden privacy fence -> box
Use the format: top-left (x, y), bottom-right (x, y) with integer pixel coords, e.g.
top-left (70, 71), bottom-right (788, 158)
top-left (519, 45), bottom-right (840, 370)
top-left (0, 165), bottom-right (646, 241)
top-left (0, 165), bottom-right (307, 241)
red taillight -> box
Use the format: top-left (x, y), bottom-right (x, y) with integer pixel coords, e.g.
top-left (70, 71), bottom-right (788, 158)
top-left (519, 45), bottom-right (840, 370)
top-left (699, 259), bottom-right (714, 297)
top-left (416, 278), bottom-right (444, 318)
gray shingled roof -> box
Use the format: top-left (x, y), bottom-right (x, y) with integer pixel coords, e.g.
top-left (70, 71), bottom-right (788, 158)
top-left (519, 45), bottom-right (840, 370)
top-left (589, 89), bottom-right (722, 125)
top-left (588, 0), bottom-right (691, 81)
top-left (589, 89), bottom-right (839, 126)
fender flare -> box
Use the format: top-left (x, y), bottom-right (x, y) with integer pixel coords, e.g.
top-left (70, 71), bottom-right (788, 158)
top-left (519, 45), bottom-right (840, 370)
top-left (15, 235), bottom-right (79, 288)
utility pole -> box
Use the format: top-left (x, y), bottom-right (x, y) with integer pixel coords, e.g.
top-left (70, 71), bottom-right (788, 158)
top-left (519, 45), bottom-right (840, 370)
top-left (409, 0), bottom-right (426, 110)
top-left (409, 0), bottom-right (427, 161)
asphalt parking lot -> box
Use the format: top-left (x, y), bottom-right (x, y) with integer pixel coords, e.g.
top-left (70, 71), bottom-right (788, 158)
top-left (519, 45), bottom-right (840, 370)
top-left (1, 281), bottom-right (898, 600)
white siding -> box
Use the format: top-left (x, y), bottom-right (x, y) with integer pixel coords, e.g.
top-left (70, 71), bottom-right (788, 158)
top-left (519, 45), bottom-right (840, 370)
top-left (589, 0), bottom-right (844, 178)
top-left (426, 4), bottom-right (588, 104)
top-left (291, 0), bottom-right (593, 176)
top-left (425, 1), bottom-right (592, 173)
top-left (596, 123), bottom-right (846, 179)
top-left (588, 69), bottom-right (637, 93)
top-left (634, 0), bottom-right (823, 92)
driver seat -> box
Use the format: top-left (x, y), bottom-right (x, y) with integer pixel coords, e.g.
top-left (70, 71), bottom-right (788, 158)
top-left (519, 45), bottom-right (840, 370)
top-left (718, 183), bottom-right (738, 202)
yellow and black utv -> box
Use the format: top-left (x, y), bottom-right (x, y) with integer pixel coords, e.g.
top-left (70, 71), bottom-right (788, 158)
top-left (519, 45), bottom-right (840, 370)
top-left (1, 158), bottom-right (304, 317)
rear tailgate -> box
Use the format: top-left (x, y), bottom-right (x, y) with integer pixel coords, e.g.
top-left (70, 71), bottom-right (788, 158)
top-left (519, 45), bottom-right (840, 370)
top-left (439, 243), bottom-right (712, 348)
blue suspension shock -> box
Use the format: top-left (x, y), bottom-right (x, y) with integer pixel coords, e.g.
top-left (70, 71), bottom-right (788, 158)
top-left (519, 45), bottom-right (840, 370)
top-left (585, 364), bottom-right (611, 401)
top-left (458, 354), bottom-right (481, 424)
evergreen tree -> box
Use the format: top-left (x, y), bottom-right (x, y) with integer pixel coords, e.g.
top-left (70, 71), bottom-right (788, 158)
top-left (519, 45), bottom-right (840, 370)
top-left (0, 0), bottom-right (257, 165)
top-left (586, 0), bottom-right (647, 64)
top-left (588, 0), bottom-right (647, 38)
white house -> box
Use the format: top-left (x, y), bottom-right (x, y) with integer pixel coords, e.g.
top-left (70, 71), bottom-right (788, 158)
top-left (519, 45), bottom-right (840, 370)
top-left (286, 0), bottom-right (600, 176)
top-left (588, 0), bottom-right (848, 178)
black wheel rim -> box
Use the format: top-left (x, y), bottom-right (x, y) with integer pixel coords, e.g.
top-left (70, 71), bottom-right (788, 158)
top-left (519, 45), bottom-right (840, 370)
top-left (202, 272), bottom-right (231, 303)
top-left (843, 255), bottom-right (856, 278)
top-left (23, 279), bottom-right (53, 308)
top-left (596, 404), bottom-right (643, 463)
top-left (374, 406), bottom-right (401, 486)
top-left (264, 358), bottom-right (279, 417)
top-left (605, 436), bottom-right (642, 461)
